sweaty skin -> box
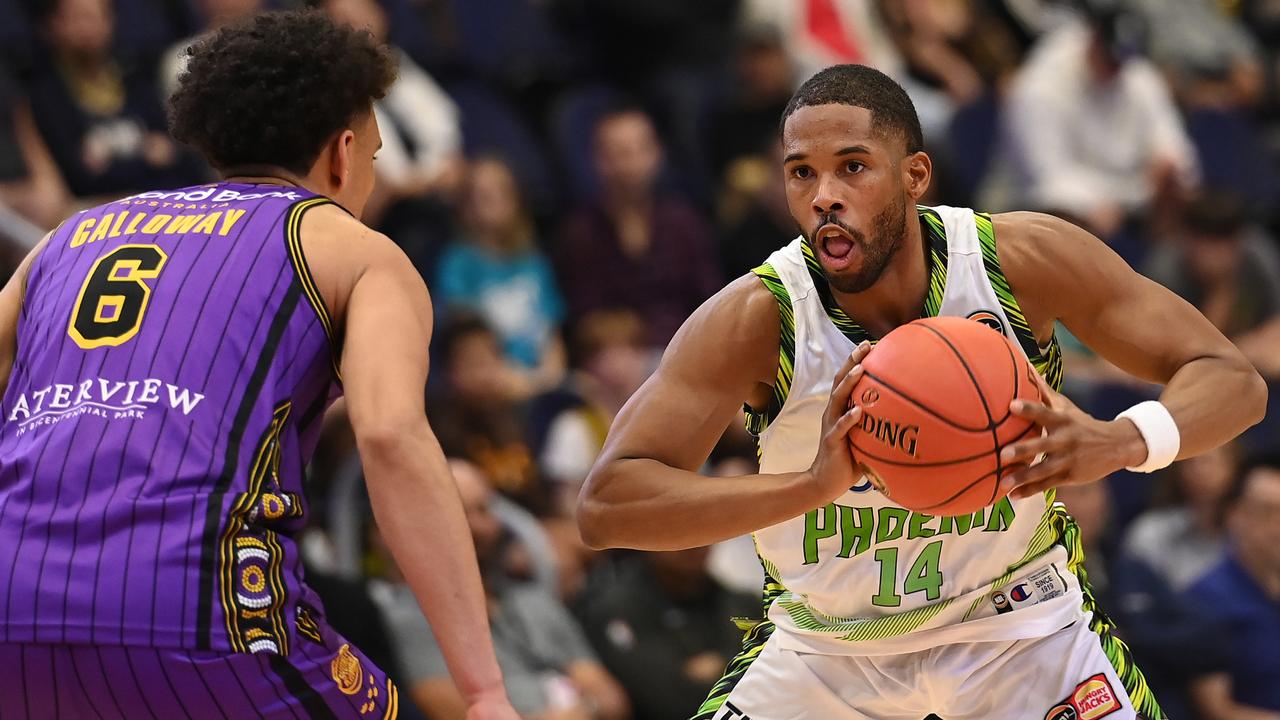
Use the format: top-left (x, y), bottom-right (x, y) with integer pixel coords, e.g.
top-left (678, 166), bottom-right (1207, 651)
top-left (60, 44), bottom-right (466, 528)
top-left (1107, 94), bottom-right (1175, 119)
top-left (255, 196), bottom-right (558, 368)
top-left (577, 103), bottom-right (1267, 551)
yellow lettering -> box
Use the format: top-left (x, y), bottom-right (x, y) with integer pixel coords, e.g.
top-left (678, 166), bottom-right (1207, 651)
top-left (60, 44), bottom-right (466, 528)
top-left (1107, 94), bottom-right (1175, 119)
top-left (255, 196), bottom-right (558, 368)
top-left (218, 208), bottom-right (246, 236)
top-left (142, 214), bottom-right (173, 233)
top-left (191, 212), bottom-right (221, 235)
top-left (124, 212), bottom-right (147, 235)
top-left (108, 211), bottom-right (129, 238)
top-left (87, 213), bottom-right (113, 245)
top-left (70, 218), bottom-right (96, 248)
top-left (164, 214), bottom-right (204, 234)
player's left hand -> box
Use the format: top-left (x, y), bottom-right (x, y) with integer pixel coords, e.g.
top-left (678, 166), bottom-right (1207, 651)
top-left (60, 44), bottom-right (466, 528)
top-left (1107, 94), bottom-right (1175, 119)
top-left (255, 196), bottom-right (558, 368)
top-left (997, 373), bottom-right (1147, 499)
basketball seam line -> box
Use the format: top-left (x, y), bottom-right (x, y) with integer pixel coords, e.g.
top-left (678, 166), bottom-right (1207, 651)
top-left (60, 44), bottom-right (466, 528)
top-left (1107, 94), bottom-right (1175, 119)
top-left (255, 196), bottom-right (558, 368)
top-left (861, 369), bottom-right (995, 433)
top-left (916, 323), bottom-right (1005, 506)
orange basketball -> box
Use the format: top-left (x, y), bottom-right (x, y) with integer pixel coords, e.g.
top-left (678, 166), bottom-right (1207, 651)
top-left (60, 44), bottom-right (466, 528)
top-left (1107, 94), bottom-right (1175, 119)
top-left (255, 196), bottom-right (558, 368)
top-left (847, 316), bottom-right (1042, 516)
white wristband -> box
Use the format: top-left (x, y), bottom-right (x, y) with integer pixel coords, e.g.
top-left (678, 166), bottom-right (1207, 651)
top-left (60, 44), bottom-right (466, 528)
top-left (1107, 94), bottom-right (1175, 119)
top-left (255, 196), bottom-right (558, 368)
top-left (1115, 401), bottom-right (1180, 473)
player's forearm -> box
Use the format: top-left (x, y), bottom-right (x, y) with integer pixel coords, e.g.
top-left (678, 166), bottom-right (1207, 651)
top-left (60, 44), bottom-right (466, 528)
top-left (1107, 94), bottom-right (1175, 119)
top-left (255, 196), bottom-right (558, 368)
top-left (578, 457), bottom-right (827, 551)
top-left (1160, 355), bottom-right (1268, 459)
top-left (360, 423), bottom-right (508, 706)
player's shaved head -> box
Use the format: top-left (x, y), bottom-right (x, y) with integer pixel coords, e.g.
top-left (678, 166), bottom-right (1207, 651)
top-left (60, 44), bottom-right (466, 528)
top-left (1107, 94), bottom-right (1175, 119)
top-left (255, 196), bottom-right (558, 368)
top-left (782, 64), bottom-right (924, 155)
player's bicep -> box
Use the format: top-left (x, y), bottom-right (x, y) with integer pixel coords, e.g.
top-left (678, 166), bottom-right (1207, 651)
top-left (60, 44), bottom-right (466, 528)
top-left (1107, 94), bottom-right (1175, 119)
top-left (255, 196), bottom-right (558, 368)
top-left (1003, 214), bottom-right (1243, 384)
top-left (598, 277), bottom-right (778, 472)
top-left (339, 244), bottom-right (433, 440)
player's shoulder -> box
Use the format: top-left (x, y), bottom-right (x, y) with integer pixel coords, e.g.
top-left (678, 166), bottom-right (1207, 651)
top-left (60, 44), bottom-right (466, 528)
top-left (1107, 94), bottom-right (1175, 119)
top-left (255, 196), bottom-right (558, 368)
top-left (988, 211), bottom-right (1096, 274)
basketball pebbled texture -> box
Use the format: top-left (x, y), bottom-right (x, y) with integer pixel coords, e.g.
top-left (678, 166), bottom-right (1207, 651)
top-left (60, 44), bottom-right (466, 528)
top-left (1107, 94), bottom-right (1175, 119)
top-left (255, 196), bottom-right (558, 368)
top-left (847, 316), bottom-right (1042, 516)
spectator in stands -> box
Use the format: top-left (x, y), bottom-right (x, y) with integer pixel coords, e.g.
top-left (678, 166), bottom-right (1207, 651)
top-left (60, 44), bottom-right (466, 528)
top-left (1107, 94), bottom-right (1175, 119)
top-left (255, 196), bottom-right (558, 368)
top-left (990, 2), bottom-right (1198, 240)
top-left (321, 0), bottom-right (464, 277)
top-left (557, 108), bottom-right (721, 346)
top-left (430, 314), bottom-right (548, 511)
top-left (715, 139), bottom-right (795, 280)
top-left (159, 0), bottom-right (262, 100)
top-left (436, 157), bottom-right (566, 387)
top-left (1144, 191), bottom-right (1280, 378)
top-left (1123, 444), bottom-right (1236, 592)
top-left (29, 0), bottom-right (204, 198)
top-left (1056, 479), bottom-right (1227, 720)
top-left (1128, 0), bottom-right (1262, 109)
top-left (537, 310), bottom-right (652, 516)
top-left (707, 24), bottom-right (797, 184)
top-left (371, 457), bottom-right (629, 720)
top-left (1186, 456), bottom-right (1280, 717)
top-left (576, 546), bottom-right (758, 720)
top-left (0, 64), bottom-right (70, 232)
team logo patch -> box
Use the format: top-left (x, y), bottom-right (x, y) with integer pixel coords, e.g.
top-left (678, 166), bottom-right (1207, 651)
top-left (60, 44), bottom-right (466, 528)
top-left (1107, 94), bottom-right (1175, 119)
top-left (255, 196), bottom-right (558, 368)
top-left (1043, 703), bottom-right (1078, 720)
top-left (991, 591), bottom-right (1012, 614)
top-left (331, 643), bottom-right (364, 695)
top-left (1070, 674), bottom-right (1120, 719)
top-left (966, 310), bottom-right (1006, 334)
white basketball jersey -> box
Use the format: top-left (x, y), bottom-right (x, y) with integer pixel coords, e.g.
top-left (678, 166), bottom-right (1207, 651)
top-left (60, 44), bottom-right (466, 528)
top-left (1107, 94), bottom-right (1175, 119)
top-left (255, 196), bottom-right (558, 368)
top-left (749, 205), bottom-right (1086, 656)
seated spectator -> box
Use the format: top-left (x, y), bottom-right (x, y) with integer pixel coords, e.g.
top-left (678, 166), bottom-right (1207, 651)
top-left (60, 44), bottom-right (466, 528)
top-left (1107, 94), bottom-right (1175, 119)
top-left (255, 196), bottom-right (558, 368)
top-left (430, 314), bottom-right (546, 510)
top-left (436, 156), bottom-right (566, 386)
top-left (0, 65), bottom-right (71, 232)
top-left (556, 108), bottom-right (721, 346)
top-left (576, 546), bottom-right (758, 720)
top-left (369, 457), bottom-right (629, 720)
top-left (322, 0), bottom-right (464, 276)
top-left (1122, 443), bottom-right (1236, 591)
top-left (706, 25), bottom-right (796, 185)
top-left (716, 139), bottom-right (796, 280)
top-left (1185, 455), bottom-right (1280, 717)
top-left (1056, 479), bottom-right (1228, 720)
top-left (1144, 191), bottom-right (1280, 378)
top-left (28, 0), bottom-right (204, 199)
top-left (159, 0), bottom-right (261, 101)
top-left (536, 310), bottom-right (653, 516)
top-left (989, 2), bottom-right (1198, 239)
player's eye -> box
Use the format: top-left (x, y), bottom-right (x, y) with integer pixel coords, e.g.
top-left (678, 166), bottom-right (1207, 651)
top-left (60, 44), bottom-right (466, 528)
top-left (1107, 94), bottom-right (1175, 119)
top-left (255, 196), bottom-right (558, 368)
top-left (846, 161), bottom-right (865, 174)
top-left (790, 166), bottom-right (812, 180)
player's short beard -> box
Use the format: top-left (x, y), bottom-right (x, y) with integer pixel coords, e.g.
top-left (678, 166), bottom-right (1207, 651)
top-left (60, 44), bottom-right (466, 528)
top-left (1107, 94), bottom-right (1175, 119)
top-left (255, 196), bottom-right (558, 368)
top-left (806, 193), bottom-right (909, 294)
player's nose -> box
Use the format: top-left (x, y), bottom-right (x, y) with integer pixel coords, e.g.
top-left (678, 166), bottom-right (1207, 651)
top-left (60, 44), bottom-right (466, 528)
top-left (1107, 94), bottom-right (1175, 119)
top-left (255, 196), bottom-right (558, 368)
top-left (812, 176), bottom-right (845, 216)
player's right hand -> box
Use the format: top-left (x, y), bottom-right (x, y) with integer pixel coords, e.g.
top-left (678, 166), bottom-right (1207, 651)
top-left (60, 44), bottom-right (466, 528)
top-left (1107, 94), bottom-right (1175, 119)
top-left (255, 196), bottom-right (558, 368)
top-left (808, 341), bottom-right (871, 502)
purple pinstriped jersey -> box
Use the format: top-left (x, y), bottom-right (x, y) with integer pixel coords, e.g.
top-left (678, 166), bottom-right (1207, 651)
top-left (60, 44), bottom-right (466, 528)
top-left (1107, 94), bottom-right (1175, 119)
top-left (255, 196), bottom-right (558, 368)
top-left (0, 182), bottom-right (343, 654)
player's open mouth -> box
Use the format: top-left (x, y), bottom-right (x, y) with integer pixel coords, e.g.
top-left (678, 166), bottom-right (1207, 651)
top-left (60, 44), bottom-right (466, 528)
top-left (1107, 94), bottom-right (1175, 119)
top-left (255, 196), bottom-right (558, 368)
top-left (817, 224), bottom-right (858, 270)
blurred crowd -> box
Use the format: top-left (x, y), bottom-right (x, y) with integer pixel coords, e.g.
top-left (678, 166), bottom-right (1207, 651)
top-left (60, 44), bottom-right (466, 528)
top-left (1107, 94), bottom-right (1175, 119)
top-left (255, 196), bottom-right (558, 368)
top-left (1, 0), bottom-right (1278, 717)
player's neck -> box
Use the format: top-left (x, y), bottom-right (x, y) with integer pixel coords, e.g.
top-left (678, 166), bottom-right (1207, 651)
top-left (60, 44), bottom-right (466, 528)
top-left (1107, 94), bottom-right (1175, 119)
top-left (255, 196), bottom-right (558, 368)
top-left (222, 167), bottom-right (304, 188)
top-left (829, 217), bottom-right (929, 339)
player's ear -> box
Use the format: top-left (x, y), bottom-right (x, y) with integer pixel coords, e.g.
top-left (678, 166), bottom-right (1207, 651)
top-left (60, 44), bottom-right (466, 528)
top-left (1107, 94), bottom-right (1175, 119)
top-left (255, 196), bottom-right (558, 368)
top-left (329, 128), bottom-right (357, 190)
top-left (903, 151), bottom-right (931, 201)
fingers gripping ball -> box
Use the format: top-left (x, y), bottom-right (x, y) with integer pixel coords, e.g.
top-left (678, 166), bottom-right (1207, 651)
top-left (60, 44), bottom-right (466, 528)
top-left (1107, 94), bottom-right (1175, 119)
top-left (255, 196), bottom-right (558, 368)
top-left (847, 316), bottom-right (1042, 516)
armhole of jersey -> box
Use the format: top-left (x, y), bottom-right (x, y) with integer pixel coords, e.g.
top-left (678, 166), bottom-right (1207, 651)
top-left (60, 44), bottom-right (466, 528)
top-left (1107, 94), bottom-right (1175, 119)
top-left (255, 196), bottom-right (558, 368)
top-left (283, 197), bottom-right (343, 383)
top-left (743, 262), bottom-right (795, 437)
top-left (974, 212), bottom-right (1064, 391)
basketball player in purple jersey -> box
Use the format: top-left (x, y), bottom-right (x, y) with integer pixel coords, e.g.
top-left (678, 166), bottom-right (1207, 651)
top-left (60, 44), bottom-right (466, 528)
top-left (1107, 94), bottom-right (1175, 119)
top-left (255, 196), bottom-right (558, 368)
top-left (0, 11), bottom-right (519, 720)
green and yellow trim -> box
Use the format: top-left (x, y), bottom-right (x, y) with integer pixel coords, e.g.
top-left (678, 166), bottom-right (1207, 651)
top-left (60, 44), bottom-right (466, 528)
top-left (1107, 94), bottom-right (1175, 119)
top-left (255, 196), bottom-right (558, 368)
top-left (744, 263), bottom-right (795, 438)
top-left (284, 197), bottom-right (342, 381)
top-left (974, 212), bottom-right (1063, 391)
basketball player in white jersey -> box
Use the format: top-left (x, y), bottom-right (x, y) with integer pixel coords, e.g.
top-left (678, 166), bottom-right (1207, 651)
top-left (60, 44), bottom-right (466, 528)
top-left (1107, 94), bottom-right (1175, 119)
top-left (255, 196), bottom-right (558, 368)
top-left (577, 65), bottom-right (1267, 720)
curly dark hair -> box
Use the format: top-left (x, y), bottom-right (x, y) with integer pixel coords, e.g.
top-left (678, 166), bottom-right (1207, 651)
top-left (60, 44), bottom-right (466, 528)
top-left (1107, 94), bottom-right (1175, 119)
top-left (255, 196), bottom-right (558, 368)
top-left (782, 64), bottom-right (924, 154)
top-left (168, 10), bottom-right (397, 174)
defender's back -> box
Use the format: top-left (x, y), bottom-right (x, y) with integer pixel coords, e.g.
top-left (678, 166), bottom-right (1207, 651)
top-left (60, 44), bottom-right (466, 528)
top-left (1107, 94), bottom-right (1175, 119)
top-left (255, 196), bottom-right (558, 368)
top-left (0, 182), bottom-right (341, 653)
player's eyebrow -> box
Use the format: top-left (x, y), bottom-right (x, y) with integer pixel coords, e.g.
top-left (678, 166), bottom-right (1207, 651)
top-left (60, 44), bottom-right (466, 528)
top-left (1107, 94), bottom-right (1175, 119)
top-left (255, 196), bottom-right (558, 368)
top-left (783, 146), bottom-right (871, 164)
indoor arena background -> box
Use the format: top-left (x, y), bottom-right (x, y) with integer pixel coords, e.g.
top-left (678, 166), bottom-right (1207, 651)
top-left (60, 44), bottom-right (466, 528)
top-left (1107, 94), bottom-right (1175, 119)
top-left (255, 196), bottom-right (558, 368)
top-left (0, 0), bottom-right (1277, 718)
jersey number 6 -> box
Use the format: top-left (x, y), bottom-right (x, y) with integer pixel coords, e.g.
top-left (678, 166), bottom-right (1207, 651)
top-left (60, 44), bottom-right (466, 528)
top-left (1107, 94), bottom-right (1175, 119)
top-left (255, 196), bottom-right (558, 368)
top-left (68, 244), bottom-right (169, 350)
